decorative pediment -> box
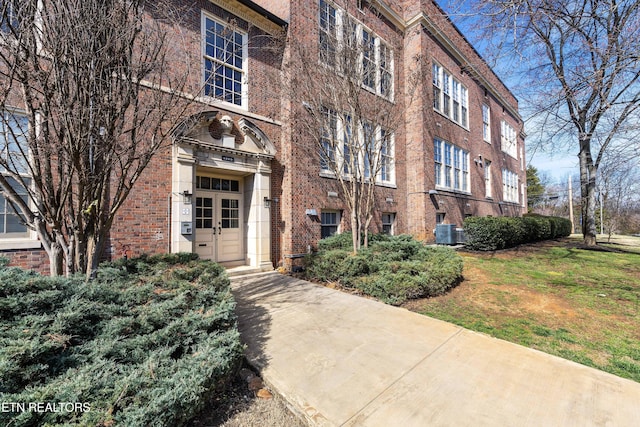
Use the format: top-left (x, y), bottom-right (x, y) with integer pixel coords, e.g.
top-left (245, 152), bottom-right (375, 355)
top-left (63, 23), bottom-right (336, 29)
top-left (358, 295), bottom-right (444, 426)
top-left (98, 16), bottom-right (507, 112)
top-left (238, 118), bottom-right (277, 156)
top-left (174, 111), bottom-right (276, 159)
top-left (172, 111), bottom-right (219, 140)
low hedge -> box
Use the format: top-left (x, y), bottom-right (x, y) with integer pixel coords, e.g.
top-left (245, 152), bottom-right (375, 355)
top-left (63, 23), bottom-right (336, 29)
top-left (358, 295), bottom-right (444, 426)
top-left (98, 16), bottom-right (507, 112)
top-left (304, 233), bottom-right (463, 305)
top-left (0, 254), bottom-right (243, 427)
top-left (463, 214), bottom-right (572, 251)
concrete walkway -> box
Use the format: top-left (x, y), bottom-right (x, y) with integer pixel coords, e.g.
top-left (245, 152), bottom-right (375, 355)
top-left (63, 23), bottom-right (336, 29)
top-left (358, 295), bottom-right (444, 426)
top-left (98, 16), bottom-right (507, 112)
top-left (231, 272), bottom-right (640, 426)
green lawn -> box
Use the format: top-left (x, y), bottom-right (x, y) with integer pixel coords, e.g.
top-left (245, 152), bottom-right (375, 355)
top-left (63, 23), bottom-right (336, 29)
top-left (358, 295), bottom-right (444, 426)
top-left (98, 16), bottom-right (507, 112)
top-left (406, 235), bottom-right (640, 382)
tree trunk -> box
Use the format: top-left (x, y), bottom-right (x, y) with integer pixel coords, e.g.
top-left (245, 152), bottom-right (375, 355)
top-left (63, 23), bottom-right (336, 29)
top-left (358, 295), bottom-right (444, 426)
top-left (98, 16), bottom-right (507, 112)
top-left (351, 208), bottom-right (359, 253)
top-left (48, 242), bottom-right (65, 276)
top-left (85, 233), bottom-right (107, 280)
top-left (579, 141), bottom-right (597, 246)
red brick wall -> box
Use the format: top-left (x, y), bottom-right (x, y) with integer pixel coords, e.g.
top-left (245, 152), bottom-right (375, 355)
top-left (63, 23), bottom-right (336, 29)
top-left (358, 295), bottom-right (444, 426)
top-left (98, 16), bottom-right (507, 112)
top-left (1, 0), bottom-right (526, 273)
top-left (2, 249), bottom-right (49, 274)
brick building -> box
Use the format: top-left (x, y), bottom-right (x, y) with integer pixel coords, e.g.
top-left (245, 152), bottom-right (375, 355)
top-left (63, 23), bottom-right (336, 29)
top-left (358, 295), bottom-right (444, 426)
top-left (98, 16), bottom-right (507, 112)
top-left (1, 0), bottom-right (526, 273)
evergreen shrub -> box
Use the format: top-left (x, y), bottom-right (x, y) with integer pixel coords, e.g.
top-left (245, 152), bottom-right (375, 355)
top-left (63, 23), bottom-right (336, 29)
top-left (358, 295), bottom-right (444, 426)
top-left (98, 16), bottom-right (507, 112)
top-left (464, 214), bottom-right (572, 251)
top-left (0, 253), bottom-right (242, 427)
top-left (304, 234), bottom-right (463, 305)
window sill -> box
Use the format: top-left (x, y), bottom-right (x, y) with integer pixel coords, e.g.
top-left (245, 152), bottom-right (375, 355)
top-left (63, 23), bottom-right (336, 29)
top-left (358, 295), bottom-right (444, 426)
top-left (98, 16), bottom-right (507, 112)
top-left (319, 171), bottom-right (397, 188)
top-left (434, 186), bottom-right (472, 196)
top-left (432, 109), bottom-right (470, 132)
top-left (0, 239), bottom-right (42, 251)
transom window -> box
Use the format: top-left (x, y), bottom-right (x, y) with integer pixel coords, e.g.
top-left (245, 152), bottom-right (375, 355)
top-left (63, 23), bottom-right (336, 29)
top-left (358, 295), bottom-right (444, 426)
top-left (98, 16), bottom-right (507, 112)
top-left (434, 138), bottom-right (469, 192)
top-left (202, 13), bottom-right (247, 107)
top-left (196, 176), bottom-right (240, 192)
top-left (501, 120), bottom-right (518, 158)
top-left (432, 62), bottom-right (468, 128)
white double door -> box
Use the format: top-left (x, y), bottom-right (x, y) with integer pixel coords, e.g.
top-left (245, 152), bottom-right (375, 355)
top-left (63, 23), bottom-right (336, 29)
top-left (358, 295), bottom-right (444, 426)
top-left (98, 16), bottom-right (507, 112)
top-left (195, 192), bottom-right (243, 263)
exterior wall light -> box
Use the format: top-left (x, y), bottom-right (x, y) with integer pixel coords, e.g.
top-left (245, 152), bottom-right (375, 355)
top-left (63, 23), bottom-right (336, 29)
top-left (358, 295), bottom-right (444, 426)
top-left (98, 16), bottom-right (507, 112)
top-left (182, 190), bottom-right (192, 204)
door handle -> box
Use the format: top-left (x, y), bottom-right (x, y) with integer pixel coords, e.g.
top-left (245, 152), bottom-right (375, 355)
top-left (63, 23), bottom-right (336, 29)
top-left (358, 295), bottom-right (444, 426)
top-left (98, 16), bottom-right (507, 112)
top-left (198, 244), bottom-right (207, 247)
top-left (212, 227), bottom-right (216, 235)
top-left (218, 227), bottom-right (222, 234)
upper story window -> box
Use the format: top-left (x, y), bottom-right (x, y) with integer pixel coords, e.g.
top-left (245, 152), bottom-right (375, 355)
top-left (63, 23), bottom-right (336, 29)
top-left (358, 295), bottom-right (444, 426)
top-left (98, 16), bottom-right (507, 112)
top-left (320, 108), bottom-right (338, 172)
top-left (501, 120), bottom-right (518, 158)
top-left (202, 13), bottom-right (247, 108)
top-left (379, 43), bottom-right (392, 98)
top-left (362, 28), bottom-right (376, 90)
top-left (0, 110), bottom-right (30, 238)
top-left (482, 104), bottom-right (491, 143)
top-left (432, 62), bottom-right (468, 128)
top-left (379, 128), bottom-right (394, 183)
top-left (434, 137), bottom-right (469, 192)
top-left (318, 0), bottom-right (394, 100)
top-left (1, 1), bottom-right (18, 34)
top-left (319, 109), bottom-right (395, 186)
top-left (484, 159), bottom-right (492, 198)
top-left (319, 0), bottom-right (338, 67)
top-left (502, 168), bottom-right (519, 203)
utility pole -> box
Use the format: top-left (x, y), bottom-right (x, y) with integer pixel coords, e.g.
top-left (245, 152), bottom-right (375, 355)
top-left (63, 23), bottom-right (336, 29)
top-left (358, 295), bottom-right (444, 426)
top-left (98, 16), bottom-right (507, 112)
top-left (568, 175), bottom-right (575, 233)
top-left (600, 192), bottom-right (604, 235)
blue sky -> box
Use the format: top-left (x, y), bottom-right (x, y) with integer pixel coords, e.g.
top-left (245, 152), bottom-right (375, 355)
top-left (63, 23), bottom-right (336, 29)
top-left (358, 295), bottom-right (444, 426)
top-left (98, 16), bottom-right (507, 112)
top-left (436, 0), bottom-right (579, 184)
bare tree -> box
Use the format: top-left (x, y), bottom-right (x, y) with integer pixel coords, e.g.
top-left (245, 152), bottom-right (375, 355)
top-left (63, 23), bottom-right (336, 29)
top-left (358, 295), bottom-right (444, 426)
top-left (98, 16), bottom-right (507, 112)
top-left (598, 156), bottom-right (640, 240)
top-left (283, 0), bottom-right (418, 252)
top-left (0, 0), bottom-right (198, 277)
top-left (460, 0), bottom-right (640, 245)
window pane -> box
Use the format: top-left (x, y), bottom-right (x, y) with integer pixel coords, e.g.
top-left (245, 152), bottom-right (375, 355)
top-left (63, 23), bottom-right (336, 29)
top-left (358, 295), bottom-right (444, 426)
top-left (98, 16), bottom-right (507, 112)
top-left (203, 17), bottom-right (245, 106)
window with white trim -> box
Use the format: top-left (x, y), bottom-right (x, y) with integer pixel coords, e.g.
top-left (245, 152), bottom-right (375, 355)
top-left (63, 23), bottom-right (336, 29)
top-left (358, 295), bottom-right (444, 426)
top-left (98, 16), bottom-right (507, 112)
top-left (379, 129), bottom-right (394, 183)
top-left (202, 13), bottom-right (247, 107)
top-left (320, 110), bottom-right (395, 185)
top-left (363, 121), bottom-right (374, 179)
top-left (434, 138), bottom-right (469, 192)
top-left (320, 108), bottom-right (338, 172)
top-left (321, 210), bottom-right (340, 238)
top-left (501, 120), bottom-right (518, 158)
top-left (319, 0), bottom-right (337, 67)
top-left (0, 110), bottom-right (30, 238)
top-left (379, 43), bottom-right (393, 98)
top-left (484, 159), bottom-right (492, 198)
top-left (362, 28), bottom-right (375, 89)
top-left (482, 104), bottom-right (491, 143)
top-left (1, 1), bottom-right (18, 33)
top-left (342, 115), bottom-right (352, 175)
top-left (432, 62), bottom-right (468, 127)
top-left (318, 0), bottom-right (394, 100)
top-left (502, 168), bottom-right (519, 203)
